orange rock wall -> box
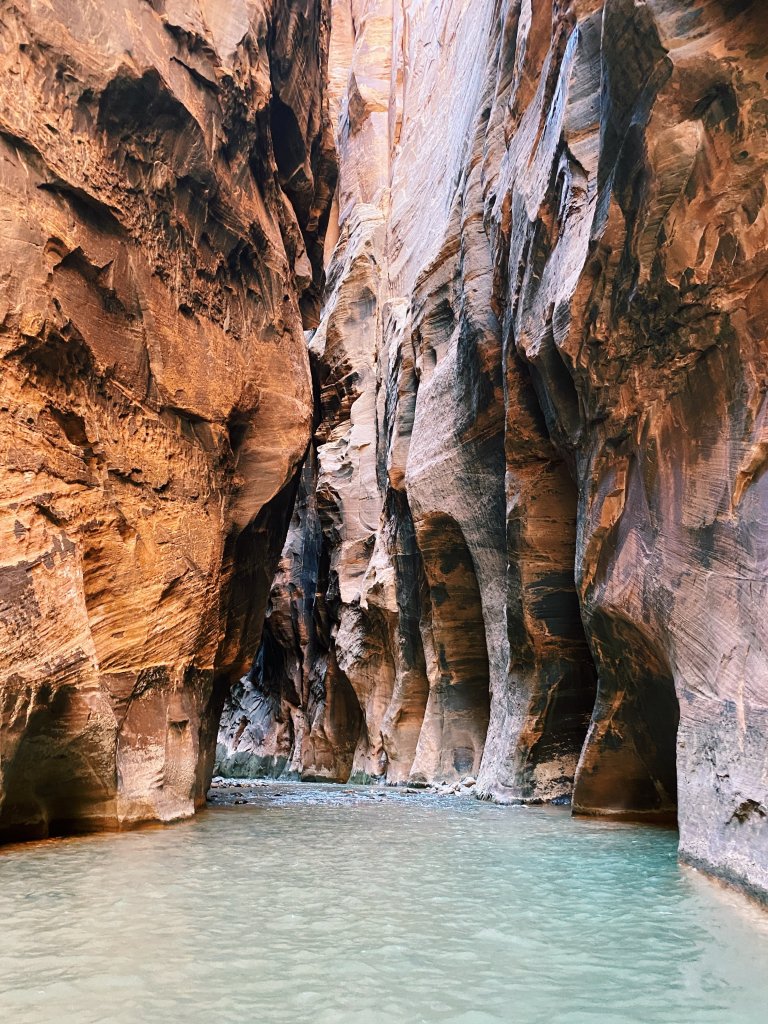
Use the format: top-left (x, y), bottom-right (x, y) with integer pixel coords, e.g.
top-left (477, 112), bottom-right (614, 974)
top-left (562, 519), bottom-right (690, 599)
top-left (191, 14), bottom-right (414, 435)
top-left (0, 0), bottom-right (335, 838)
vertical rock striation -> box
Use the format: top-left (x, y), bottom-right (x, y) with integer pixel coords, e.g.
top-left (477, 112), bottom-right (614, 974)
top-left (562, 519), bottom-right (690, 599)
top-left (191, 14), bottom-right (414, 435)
top-left (218, 0), bottom-right (768, 902)
top-left (0, 0), bottom-right (335, 838)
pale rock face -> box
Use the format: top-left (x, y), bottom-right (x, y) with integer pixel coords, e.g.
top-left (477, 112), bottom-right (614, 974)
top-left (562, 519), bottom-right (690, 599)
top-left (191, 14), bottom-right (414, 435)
top-left (0, 0), bottom-right (335, 838)
top-left (218, 0), bottom-right (591, 795)
top-left (218, 0), bottom-right (768, 903)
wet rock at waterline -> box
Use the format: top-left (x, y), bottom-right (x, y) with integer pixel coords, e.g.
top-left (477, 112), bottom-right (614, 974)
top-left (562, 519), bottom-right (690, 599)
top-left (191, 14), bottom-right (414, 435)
top-left (217, 0), bottom-right (768, 903)
top-left (0, 0), bottom-right (336, 839)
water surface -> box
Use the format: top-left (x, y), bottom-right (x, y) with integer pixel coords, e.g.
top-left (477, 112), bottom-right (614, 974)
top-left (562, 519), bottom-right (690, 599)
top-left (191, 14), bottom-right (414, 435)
top-left (1, 782), bottom-right (767, 1023)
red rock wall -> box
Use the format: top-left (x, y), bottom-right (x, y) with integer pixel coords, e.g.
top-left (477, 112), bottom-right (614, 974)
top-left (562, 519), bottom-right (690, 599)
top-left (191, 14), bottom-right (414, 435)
top-left (0, 0), bottom-right (335, 838)
top-left (218, 0), bottom-right (768, 901)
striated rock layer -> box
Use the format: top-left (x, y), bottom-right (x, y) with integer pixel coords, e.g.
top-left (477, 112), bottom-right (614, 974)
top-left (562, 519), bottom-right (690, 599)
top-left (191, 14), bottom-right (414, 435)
top-left (0, 0), bottom-right (335, 838)
top-left (217, 0), bottom-right (768, 902)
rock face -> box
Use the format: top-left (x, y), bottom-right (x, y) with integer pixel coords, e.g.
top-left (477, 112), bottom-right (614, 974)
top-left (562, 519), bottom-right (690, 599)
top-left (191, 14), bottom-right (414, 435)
top-left (217, 0), bottom-right (768, 902)
top-left (0, 0), bottom-right (335, 838)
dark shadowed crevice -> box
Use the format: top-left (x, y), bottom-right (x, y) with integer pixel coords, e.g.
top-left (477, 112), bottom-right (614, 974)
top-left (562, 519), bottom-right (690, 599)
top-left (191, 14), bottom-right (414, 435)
top-left (212, 625), bottom-right (294, 781)
top-left (270, 95), bottom-right (307, 183)
top-left (411, 513), bottom-right (491, 782)
top-left (502, 458), bottom-right (597, 800)
top-left (301, 648), bottom-right (363, 783)
top-left (375, 488), bottom-right (431, 782)
top-left (0, 682), bottom-right (118, 842)
top-left (205, 474), bottom-right (304, 782)
top-left (487, 309), bottom-right (597, 803)
top-left (213, 444), bottom-right (365, 785)
top-left (572, 610), bottom-right (679, 825)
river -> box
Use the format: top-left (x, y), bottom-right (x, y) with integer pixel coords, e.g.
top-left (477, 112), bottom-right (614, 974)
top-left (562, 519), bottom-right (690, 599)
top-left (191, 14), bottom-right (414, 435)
top-left (1, 782), bottom-right (766, 1023)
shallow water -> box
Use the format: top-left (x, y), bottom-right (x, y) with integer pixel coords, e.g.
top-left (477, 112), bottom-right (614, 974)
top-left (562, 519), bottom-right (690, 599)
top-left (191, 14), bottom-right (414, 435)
top-left (1, 782), bottom-right (767, 1024)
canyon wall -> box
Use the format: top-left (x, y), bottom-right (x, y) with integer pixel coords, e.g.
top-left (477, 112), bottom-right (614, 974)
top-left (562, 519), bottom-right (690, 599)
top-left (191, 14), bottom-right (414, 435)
top-left (217, 0), bottom-right (768, 901)
top-left (0, 0), bottom-right (335, 839)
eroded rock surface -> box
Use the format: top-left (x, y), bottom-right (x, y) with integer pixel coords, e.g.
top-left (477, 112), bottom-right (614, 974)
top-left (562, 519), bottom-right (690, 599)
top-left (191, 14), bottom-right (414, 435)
top-left (218, 0), bottom-right (768, 902)
top-left (0, 0), bottom-right (335, 838)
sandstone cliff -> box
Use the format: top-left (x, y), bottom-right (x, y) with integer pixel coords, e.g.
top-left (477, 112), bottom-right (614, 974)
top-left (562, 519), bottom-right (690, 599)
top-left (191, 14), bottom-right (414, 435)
top-left (0, 0), bottom-right (335, 838)
top-left (217, 0), bottom-right (768, 902)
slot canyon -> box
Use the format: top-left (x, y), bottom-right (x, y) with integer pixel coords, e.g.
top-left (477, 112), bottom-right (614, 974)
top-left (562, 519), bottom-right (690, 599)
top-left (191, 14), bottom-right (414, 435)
top-left (1, 1), bottom-right (768, 1018)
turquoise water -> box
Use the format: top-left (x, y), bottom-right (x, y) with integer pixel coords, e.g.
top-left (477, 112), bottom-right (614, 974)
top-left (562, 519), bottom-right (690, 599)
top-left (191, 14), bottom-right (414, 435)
top-left (1, 782), bottom-right (767, 1023)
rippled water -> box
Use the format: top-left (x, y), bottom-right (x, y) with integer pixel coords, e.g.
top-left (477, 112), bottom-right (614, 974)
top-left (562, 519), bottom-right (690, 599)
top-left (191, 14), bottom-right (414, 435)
top-left (1, 782), bottom-right (767, 1023)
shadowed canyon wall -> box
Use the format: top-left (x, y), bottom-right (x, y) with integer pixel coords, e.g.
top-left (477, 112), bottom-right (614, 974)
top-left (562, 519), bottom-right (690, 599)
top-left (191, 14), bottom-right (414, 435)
top-left (217, 0), bottom-right (768, 902)
top-left (0, 0), bottom-right (335, 838)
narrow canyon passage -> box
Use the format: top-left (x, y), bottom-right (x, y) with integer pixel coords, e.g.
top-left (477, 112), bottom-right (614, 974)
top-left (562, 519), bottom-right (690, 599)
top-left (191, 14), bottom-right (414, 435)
top-left (1, 28), bottom-right (768, 1024)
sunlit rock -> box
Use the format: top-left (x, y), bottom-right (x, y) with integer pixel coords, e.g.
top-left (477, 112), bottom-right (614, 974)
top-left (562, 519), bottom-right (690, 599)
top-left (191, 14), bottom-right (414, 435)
top-left (0, 0), bottom-right (336, 838)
